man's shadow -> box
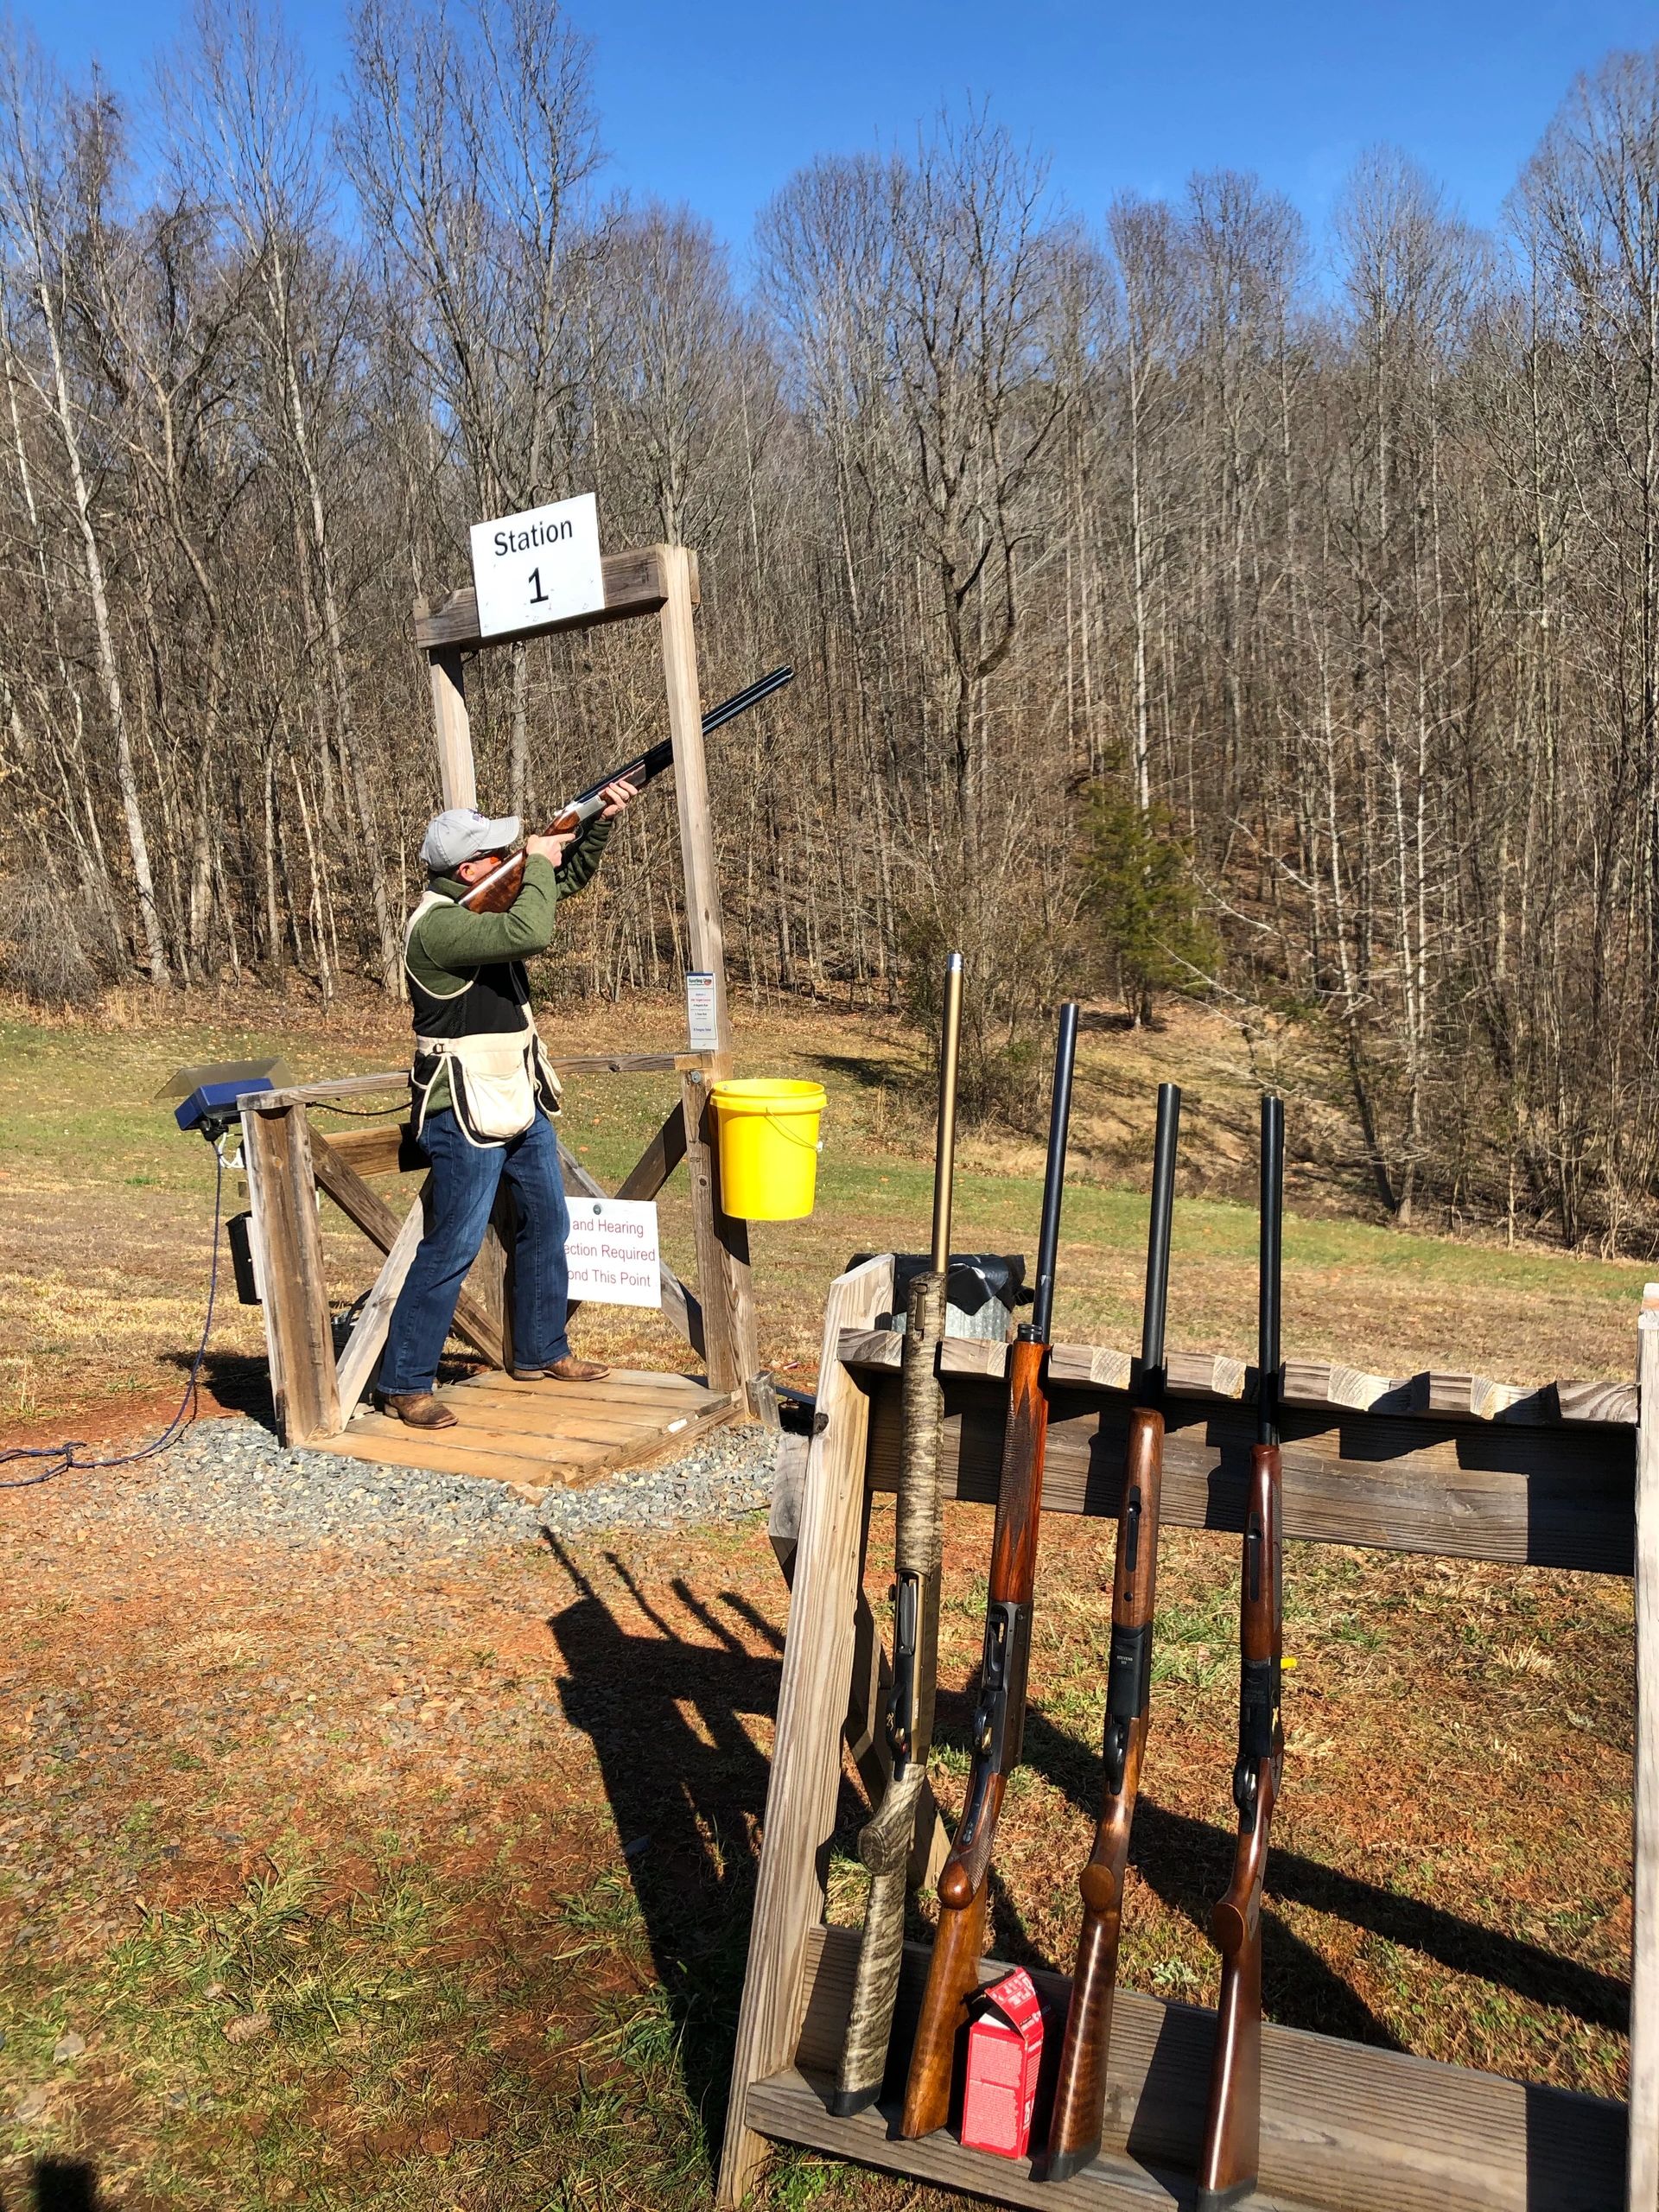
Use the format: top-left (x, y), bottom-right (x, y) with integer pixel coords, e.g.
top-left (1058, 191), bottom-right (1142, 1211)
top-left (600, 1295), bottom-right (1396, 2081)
top-left (0, 2162), bottom-right (102, 2210)
top-left (544, 1540), bottom-right (804, 2142)
top-left (543, 1538), bottom-right (1048, 2155)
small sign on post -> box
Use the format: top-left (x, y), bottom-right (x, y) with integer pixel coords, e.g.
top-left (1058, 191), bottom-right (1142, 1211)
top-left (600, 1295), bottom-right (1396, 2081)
top-left (564, 1198), bottom-right (662, 1308)
top-left (686, 971), bottom-right (720, 1052)
top-left (468, 492), bottom-right (604, 640)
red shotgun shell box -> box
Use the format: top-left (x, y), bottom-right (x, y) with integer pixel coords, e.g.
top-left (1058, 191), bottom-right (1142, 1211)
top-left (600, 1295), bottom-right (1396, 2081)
top-left (961, 1967), bottom-right (1046, 2158)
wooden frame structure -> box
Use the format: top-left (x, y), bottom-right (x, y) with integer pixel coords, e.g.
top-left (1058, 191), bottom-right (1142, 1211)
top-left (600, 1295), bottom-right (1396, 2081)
top-left (240, 541), bottom-right (769, 1456)
top-left (719, 1253), bottom-right (1656, 2212)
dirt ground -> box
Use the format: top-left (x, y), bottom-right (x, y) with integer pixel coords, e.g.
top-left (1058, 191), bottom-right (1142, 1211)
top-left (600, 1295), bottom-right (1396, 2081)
top-left (0, 988), bottom-right (1644, 2209)
top-left (0, 1411), bottom-right (1633, 2210)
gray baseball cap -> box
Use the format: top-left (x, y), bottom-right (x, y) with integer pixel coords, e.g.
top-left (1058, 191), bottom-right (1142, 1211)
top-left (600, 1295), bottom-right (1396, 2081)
top-left (420, 808), bottom-right (522, 872)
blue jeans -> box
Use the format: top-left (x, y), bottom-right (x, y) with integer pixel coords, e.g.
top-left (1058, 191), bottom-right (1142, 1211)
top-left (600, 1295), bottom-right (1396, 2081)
top-left (379, 1107), bottom-right (571, 1394)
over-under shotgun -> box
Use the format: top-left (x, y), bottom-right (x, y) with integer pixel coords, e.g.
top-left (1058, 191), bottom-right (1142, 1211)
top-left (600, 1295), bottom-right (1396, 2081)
top-left (1046, 1081), bottom-right (1182, 2182)
top-left (830, 951), bottom-right (965, 2118)
top-left (899, 1000), bottom-right (1080, 2142)
top-left (1194, 1094), bottom-right (1287, 2212)
top-left (458, 664), bottom-right (794, 912)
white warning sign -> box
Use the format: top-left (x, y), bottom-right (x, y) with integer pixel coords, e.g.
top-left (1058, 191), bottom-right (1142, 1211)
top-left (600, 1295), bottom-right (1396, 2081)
top-left (564, 1197), bottom-right (662, 1308)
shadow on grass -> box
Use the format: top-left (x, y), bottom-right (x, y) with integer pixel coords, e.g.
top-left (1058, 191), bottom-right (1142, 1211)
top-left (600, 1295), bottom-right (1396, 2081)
top-left (537, 1540), bottom-right (1623, 2190)
top-left (543, 1539), bottom-right (858, 2164)
top-left (810, 1050), bottom-right (906, 1094)
top-left (1016, 1704), bottom-right (1626, 2043)
top-left (8, 2163), bottom-right (104, 2211)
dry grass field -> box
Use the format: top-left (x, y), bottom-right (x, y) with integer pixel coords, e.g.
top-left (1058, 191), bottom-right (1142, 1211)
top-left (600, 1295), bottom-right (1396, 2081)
top-left (1, 983), bottom-right (1648, 1432)
top-left (0, 984), bottom-right (1647, 2210)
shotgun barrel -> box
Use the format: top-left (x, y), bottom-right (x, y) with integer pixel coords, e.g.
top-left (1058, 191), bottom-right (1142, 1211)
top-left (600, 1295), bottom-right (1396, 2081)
top-left (899, 1001), bottom-right (1079, 2141)
top-left (457, 664), bottom-right (794, 912)
top-left (830, 952), bottom-right (964, 2118)
top-left (1194, 1093), bottom-right (1286, 2212)
top-left (1046, 1080), bottom-right (1181, 2181)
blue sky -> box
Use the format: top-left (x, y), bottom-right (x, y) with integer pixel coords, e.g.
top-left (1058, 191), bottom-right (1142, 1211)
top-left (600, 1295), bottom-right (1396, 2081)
top-left (23, 0), bottom-right (1659, 254)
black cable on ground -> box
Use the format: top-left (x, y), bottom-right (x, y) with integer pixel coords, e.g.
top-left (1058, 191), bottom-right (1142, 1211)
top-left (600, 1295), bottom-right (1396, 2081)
top-left (0, 1146), bottom-right (226, 1491)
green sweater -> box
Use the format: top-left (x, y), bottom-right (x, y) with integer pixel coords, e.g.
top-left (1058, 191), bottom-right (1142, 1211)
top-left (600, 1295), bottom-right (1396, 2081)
top-left (407, 818), bottom-right (612, 1116)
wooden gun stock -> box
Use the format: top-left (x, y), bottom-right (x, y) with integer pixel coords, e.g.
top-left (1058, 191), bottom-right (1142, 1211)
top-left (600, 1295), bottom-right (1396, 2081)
top-left (899, 1304), bottom-right (1050, 2139)
top-left (1047, 1078), bottom-right (1179, 2182)
top-left (899, 1001), bottom-right (1077, 2142)
top-left (1046, 1403), bottom-right (1166, 2180)
top-left (1196, 1094), bottom-right (1285, 2212)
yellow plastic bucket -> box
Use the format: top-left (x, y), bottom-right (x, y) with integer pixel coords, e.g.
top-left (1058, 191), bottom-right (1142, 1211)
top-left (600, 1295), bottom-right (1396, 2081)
top-left (711, 1078), bottom-right (827, 1220)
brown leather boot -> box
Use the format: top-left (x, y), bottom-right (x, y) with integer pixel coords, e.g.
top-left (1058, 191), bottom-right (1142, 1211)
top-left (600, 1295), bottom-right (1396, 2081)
top-left (544, 1356), bottom-right (611, 1383)
top-left (378, 1390), bottom-right (458, 1429)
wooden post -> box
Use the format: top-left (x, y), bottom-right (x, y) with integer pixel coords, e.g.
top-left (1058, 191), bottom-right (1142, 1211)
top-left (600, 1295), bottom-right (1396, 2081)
top-left (242, 1103), bottom-right (340, 1446)
top-left (657, 543), bottom-right (760, 1402)
top-left (428, 647), bottom-right (475, 810)
top-left (717, 1255), bottom-right (893, 2208)
top-left (334, 1179), bottom-right (430, 1421)
top-left (1633, 1285), bottom-right (1659, 2212)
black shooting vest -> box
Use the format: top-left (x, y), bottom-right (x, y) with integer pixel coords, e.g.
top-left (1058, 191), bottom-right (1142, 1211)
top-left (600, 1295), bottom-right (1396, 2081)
top-left (404, 890), bottom-right (560, 1143)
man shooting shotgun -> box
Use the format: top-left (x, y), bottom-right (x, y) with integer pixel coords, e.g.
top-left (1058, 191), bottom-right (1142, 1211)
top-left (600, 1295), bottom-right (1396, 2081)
top-left (1194, 1094), bottom-right (1287, 2210)
top-left (374, 664), bottom-right (791, 1430)
top-left (830, 950), bottom-right (964, 2119)
top-left (1046, 1081), bottom-right (1182, 2182)
top-left (900, 1001), bottom-right (1079, 2142)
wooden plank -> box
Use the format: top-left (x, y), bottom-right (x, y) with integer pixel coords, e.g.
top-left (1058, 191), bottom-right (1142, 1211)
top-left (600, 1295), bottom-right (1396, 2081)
top-left (316, 1425), bottom-right (577, 1499)
top-left (855, 1366), bottom-right (1637, 1573)
top-left (683, 1071), bottom-right (756, 1398)
top-left (308, 1127), bottom-right (505, 1367)
top-left (248, 1073), bottom-right (410, 1111)
top-left (616, 1101), bottom-right (690, 1202)
top-left (242, 1103), bottom-right (339, 1446)
top-left (747, 2070), bottom-right (1277, 2212)
top-left (454, 1375), bottom-right (715, 1416)
top-left (333, 1175), bottom-right (430, 1421)
top-left (1632, 1286), bottom-right (1659, 2212)
top-left (1561, 1377), bottom-right (1640, 1425)
top-left (557, 1138), bottom-right (705, 1353)
top-left (716, 1257), bottom-right (893, 2209)
top-left (844, 1332), bottom-right (1634, 1433)
top-left (658, 540), bottom-right (758, 1400)
top-left (774, 1925), bottom-right (1625, 2212)
top-left (552, 1051), bottom-right (710, 1078)
top-left (321, 1122), bottom-right (426, 1179)
top-left (412, 546), bottom-right (675, 652)
top-left (427, 645), bottom-right (475, 809)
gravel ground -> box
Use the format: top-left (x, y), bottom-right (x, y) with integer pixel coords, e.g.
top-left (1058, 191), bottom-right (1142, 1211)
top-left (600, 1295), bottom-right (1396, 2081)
top-left (82, 1410), bottom-right (789, 1554)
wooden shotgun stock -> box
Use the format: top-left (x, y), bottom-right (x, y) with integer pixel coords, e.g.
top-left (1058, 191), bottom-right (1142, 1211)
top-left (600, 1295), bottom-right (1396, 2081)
top-left (1194, 1095), bottom-right (1286, 2212)
top-left (1046, 1083), bottom-right (1182, 2182)
top-left (899, 1001), bottom-right (1079, 2142)
top-left (830, 953), bottom-right (963, 2118)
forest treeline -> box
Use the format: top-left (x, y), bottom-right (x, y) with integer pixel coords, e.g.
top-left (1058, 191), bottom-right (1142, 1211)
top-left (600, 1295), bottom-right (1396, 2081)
top-left (1, 4), bottom-right (1657, 1248)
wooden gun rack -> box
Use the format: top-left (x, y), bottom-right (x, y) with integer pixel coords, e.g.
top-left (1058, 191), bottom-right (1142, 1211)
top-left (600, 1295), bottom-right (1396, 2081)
top-left (719, 1254), bottom-right (1659, 2212)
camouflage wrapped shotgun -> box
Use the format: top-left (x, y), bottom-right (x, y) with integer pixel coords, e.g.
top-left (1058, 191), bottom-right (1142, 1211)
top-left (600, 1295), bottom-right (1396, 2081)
top-left (830, 950), bottom-right (964, 2117)
top-left (899, 1001), bottom-right (1080, 2141)
top-left (1046, 1080), bottom-right (1182, 2181)
top-left (1194, 1093), bottom-right (1287, 2211)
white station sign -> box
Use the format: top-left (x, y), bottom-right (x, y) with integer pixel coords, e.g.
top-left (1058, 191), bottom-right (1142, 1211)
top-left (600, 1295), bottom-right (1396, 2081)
top-left (563, 1198), bottom-right (662, 1309)
top-left (468, 492), bottom-right (604, 639)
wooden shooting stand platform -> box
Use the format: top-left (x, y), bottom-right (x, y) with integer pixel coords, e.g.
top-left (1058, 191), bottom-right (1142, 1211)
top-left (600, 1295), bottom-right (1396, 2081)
top-left (238, 543), bottom-right (768, 1493)
top-left (719, 1253), bottom-right (1659, 2212)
